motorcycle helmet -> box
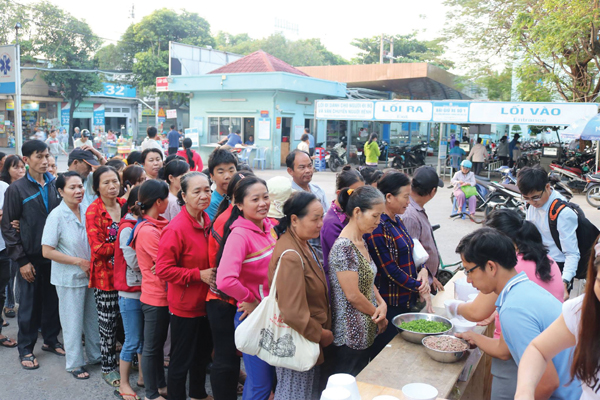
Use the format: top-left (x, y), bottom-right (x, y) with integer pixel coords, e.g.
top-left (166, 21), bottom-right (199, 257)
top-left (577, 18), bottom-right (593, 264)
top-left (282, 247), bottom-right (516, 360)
top-left (460, 160), bottom-right (472, 169)
top-left (81, 129), bottom-right (91, 137)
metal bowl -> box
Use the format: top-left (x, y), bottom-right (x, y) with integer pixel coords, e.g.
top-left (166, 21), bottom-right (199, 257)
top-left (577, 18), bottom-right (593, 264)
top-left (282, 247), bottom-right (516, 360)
top-left (392, 313), bottom-right (453, 344)
top-left (421, 335), bottom-right (469, 363)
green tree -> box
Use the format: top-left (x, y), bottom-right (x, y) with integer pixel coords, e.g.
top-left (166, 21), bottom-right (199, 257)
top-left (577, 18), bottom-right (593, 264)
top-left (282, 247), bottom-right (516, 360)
top-left (30, 2), bottom-right (103, 140)
top-left (117, 8), bottom-right (215, 108)
top-left (214, 32), bottom-right (348, 66)
top-left (473, 68), bottom-right (513, 101)
top-left (350, 33), bottom-right (454, 69)
top-left (444, 0), bottom-right (600, 102)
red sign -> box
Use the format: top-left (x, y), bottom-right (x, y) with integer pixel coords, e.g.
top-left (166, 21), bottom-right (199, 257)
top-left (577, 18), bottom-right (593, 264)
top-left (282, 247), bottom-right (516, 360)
top-left (260, 110), bottom-right (269, 118)
top-left (156, 77), bottom-right (169, 92)
top-left (276, 117), bottom-right (281, 129)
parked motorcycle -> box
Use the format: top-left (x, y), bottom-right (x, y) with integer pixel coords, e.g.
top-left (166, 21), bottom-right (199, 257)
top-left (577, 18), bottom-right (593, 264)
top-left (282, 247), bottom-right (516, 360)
top-left (390, 143), bottom-right (426, 169)
top-left (328, 141), bottom-right (347, 172)
top-left (584, 174), bottom-right (600, 207)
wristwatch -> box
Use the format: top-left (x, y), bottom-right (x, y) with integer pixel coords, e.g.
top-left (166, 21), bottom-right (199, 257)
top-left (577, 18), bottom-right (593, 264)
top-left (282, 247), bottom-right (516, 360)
top-left (563, 279), bottom-right (573, 292)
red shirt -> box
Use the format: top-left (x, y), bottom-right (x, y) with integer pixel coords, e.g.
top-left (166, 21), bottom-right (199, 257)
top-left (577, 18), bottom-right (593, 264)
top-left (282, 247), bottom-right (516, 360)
top-left (86, 197), bottom-right (127, 291)
top-left (176, 149), bottom-right (203, 171)
top-left (156, 205), bottom-right (211, 317)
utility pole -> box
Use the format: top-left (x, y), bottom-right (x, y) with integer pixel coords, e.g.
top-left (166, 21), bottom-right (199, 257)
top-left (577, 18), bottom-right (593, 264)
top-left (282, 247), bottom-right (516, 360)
top-left (14, 23), bottom-right (23, 155)
top-left (390, 37), bottom-right (394, 64)
top-left (380, 34), bottom-right (384, 64)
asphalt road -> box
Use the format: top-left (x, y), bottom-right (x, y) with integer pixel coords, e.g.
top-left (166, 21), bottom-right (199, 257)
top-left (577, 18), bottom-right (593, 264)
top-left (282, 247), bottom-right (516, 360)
top-left (1, 153), bottom-right (599, 400)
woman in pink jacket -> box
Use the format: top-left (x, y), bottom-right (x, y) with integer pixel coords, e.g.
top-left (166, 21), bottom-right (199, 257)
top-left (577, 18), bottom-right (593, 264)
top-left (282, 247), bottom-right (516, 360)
top-left (216, 176), bottom-right (276, 400)
top-left (129, 179), bottom-right (170, 400)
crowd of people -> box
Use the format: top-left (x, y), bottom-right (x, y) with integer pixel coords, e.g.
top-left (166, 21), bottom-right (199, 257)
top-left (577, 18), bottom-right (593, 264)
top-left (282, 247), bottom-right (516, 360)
top-left (0, 132), bottom-right (599, 400)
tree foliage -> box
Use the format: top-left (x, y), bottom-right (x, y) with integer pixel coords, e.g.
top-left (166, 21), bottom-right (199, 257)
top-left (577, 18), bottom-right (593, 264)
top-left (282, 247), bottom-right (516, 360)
top-left (444, 0), bottom-right (600, 102)
top-left (350, 33), bottom-right (454, 69)
top-left (215, 32), bottom-right (348, 66)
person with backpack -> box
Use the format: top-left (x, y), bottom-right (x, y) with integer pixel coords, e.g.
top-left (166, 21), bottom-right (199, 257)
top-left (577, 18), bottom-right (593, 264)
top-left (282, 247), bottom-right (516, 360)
top-left (517, 166), bottom-right (600, 300)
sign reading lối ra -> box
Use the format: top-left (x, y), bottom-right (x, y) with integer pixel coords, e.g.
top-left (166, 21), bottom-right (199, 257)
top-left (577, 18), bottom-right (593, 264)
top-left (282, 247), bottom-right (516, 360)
top-left (0, 45), bottom-right (16, 95)
top-left (315, 100), bottom-right (598, 125)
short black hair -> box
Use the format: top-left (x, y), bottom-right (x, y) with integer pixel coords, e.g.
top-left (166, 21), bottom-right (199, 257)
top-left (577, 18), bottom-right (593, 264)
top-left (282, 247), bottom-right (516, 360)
top-left (378, 170), bottom-right (411, 197)
top-left (301, 133), bottom-right (309, 142)
top-left (286, 149), bottom-right (310, 170)
top-left (147, 126), bottom-right (158, 138)
top-left (56, 171), bottom-right (82, 191)
top-left (477, 137), bottom-right (482, 144)
top-left (170, 125), bottom-right (175, 130)
top-left (92, 165), bottom-right (121, 195)
top-left (235, 130), bottom-right (240, 134)
top-left (455, 228), bottom-right (518, 271)
top-left (141, 148), bottom-right (164, 164)
top-left (106, 158), bottom-right (126, 171)
top-left (127, 151), bottom-right (143, 166)
top-left (208, 148), bottom-right (237, 175)
top-left (517, 166), bottom-right (548, 195)
top-left (22, 139), bottom-right (48, 157)
top-left (454, 140), bottom-right (461, 146)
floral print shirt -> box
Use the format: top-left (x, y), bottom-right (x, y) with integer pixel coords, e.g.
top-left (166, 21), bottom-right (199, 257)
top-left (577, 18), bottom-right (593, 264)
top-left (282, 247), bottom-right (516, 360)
top-left (328, 237), bottom-right (377, 350)
top-left (86, 197), bottom-right (127, 291)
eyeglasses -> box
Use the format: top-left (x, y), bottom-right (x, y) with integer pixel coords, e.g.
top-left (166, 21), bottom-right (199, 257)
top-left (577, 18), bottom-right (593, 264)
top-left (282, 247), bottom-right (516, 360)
top-left (522, 188), bottom-right (545, 202)
top-left (463, 265), bottom-right (483, 276)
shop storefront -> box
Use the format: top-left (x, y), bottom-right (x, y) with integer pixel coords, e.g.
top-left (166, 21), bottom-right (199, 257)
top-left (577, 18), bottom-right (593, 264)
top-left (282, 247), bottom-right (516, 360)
top-left (0, 99), bottom-right (61, 143)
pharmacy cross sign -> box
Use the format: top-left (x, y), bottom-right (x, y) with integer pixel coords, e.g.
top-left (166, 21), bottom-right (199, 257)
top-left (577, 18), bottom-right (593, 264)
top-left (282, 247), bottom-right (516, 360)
top-left (0, 54), bottom-right (11, 75)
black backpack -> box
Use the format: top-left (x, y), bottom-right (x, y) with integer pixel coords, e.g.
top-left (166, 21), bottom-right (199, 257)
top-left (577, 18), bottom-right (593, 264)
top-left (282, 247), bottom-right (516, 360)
top-left (548, 198), bottom-right (600, 280)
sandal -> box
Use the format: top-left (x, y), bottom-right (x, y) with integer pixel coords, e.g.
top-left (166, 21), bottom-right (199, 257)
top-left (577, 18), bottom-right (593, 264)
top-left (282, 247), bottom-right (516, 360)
top-left (42, 342), bottom-right (65, 356)
top-left (70, 367), bottom-right (90, 380)
top-left (113, 389), bottom-right (140, 400)
top-left (0, 336), bottom-right (17, 348)
top-left (2, 320), bottom-right (8, 327)
top-left (4, 308), bottom-right (15, 318)
top-left (103, 370), bottom-right (121, 387)
top-left (237, 382), bottom-right (244, 395)
top-left (19, 354), bottom-right (39, 370)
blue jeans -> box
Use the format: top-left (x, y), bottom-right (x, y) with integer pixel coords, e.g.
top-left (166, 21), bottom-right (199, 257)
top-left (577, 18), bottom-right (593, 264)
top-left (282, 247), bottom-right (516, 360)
top-left (118, 296), bottom-right (144, 362)
top-left (234, 310), bottom-right (274, 400)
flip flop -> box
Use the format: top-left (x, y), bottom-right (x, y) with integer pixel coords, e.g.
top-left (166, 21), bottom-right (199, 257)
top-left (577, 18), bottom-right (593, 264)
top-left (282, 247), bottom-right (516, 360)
top-left (69, 367), bottom-right (90, 380)
top-left (42, 342), bottom-right (65, 356)
top-left (3, 308), bottom-right (15, 318)
top-left (0, 337), bottom-right (17, 348)
top-left (113, 390), bottom-right (140, 400)
top-left (2, 321), bottom-right (8, 327)
top-left (19, 354), bottom-right (39, 370)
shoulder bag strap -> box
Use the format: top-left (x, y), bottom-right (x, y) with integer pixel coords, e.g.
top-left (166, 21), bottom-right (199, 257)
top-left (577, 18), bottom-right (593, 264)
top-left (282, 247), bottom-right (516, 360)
top-left (270, 249), bottom-right (303, 299)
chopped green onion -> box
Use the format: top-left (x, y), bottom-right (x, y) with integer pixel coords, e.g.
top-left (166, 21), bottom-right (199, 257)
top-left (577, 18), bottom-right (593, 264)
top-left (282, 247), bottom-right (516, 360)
top-left (399, 319), bottom-right (450, 333)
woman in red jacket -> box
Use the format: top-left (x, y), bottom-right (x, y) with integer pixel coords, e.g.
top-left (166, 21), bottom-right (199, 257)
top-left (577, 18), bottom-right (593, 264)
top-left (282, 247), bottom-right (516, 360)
top-left (155, 172), bottom-right (214, 400)
top-left (129, 179), bottom-right (170, 400)
top-left (207, 171), bottom-right (254, 400)
top-left (176, 138), bottom-right (203, 171)
top-left (86, 165), bottom-right (127, 387)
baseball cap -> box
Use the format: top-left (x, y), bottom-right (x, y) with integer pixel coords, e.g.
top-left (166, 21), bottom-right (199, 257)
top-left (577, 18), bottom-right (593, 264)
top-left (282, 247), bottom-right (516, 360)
top-left (267, 176), bottom-right (292, 219)
top-left (68, 149), bottom-right (100, 166)
top-left (412, 166), bottom-right (443, 191)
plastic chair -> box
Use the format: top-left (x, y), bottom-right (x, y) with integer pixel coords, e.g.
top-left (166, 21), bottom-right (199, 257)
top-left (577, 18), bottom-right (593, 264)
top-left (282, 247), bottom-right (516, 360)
top-left (238, 147), bottom-right (252, 164)
top-left (252, 147), bottom-right (267, 170)
top-left (452, 196), bottom-right (467, 219)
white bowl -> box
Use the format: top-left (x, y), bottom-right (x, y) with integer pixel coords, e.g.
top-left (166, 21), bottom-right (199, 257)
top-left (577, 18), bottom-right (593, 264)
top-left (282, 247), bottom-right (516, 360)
top-left (451, 317), bottom-right (477, 333)
top-left (326, 374), bottom-right (361, 400)
top-left (321, 387), bottom-right (352, 400)
top-left (402, 383), bottom-right (439, 400)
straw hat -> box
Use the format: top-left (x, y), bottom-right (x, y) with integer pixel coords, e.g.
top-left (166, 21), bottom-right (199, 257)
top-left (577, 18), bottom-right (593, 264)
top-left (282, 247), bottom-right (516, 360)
top-left (267, 176), bottom-right (293, 219)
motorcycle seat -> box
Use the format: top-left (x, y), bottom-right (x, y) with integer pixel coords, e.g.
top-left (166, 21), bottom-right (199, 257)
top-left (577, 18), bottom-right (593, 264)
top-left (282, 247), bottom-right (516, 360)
top-left (502, 183), bottom-right (521, 194)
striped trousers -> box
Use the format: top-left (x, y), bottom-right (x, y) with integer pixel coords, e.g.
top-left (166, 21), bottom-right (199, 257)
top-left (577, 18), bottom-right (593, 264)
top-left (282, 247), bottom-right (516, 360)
top-left (94, 289), bottom-right (120, 374)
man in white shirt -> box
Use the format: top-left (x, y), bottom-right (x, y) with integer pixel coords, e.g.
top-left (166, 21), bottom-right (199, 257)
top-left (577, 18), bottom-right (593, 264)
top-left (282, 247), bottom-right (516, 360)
top-left (73, 130), bottom-right (91, 148)
top-left (517, 166), bottom-right (579, 300)
top-left (140, 126), bottom-right (165, 158)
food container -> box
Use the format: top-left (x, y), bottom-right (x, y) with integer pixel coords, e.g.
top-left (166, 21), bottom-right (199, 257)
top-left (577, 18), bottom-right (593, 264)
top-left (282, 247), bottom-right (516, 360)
top-left (325, 374), bottom-right (361, 400)
top-left (454, 278), bottom-right (479, 301)
top-left (392, 313), bottom-right (453, 344)
top-left (402, 383), bottom-right (439, 400)
top-left (421, 335), bottom-right (469, 363)
top-left (320, 387), bottom-right (352, 400)
top-left (451, 317), bottom-right (477, 333)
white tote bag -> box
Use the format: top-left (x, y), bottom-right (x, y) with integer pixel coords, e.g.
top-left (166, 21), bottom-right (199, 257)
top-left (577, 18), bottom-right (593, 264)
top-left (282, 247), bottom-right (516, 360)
top-left (234, 249), bottom-right (320, 372)
top-left (412, 238), bottom-right (430, 267)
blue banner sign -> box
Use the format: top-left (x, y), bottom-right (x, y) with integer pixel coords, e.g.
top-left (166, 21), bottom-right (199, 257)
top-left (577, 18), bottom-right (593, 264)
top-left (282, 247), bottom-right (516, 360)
top-left (91, 83), bottom-right (137, 98)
